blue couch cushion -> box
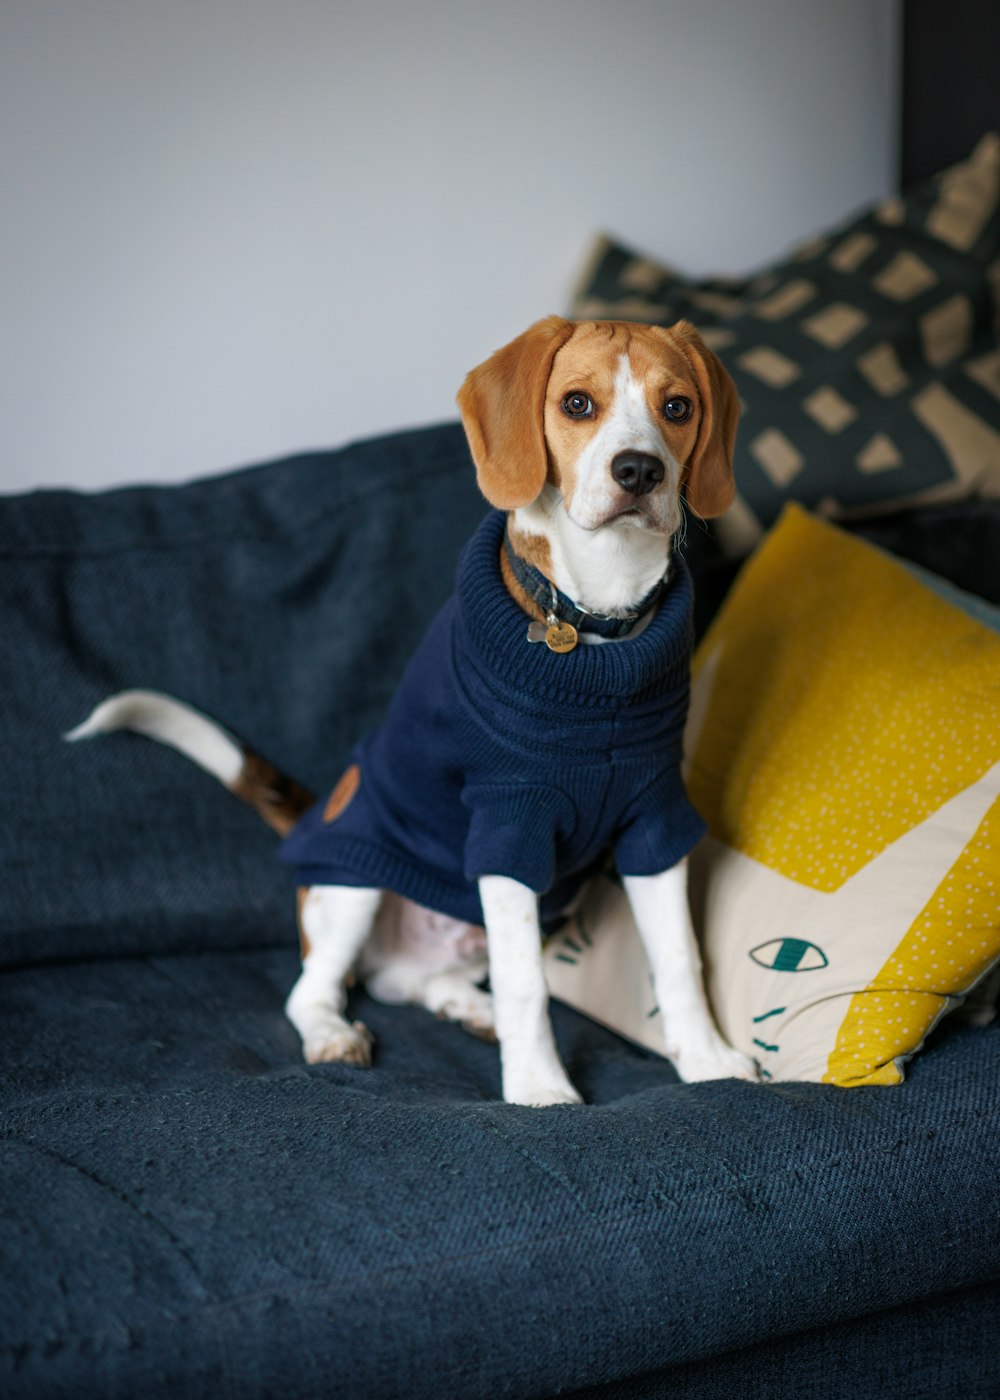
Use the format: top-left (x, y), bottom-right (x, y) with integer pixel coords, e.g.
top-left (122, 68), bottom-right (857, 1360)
top-left (2, 949), bottom-right (999, 1398)
top-left (0, 423), bottom-right (483, 967)
top-left (3, 424), bottom-right (999, 1397)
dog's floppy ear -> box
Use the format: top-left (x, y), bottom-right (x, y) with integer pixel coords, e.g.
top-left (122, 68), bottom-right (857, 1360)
top-left (669, 320), bottom-right (741, 519)
top-left (457, 315), bottom-right (577, 509)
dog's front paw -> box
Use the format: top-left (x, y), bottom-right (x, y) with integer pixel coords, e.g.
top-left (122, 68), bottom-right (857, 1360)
top-left (671, 1036), bottom-right (759, 1084)
top-left (503, 1067), bottom-right (584, 1107)
top-left (303, 1019), bottom-right (374, 1067)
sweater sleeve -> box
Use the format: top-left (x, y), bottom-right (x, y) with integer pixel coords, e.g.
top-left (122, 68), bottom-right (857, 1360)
top-left (614, 768), bottom-right (707, 876)
top-left (462, 783), bottom-right (576, 893)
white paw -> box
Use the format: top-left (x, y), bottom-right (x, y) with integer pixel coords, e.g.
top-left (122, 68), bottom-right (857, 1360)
top-left (503, 1068), bottom-right (584, 1107)
top-left (303, 1020), bottom-right (374, 1067)
top-left (671, 1037), bottom-right (759, 1084)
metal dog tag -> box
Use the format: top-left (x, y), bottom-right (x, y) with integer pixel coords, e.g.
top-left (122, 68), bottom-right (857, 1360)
top-left (525, 617), bottom-right (578, 652)
top-left (544, 620), bottom-right (578, 653)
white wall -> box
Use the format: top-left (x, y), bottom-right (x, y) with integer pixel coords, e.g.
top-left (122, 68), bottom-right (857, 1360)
top-left (0, 0), bottom-right (900, 492)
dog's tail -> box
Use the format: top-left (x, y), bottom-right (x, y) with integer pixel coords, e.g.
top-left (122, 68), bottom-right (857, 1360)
top-left (66, 690), bottom-right (315, 836)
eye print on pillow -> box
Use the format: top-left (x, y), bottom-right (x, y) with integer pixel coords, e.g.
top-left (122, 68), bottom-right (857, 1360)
top-left (745, 940), bottom-right (830, 1069)
top-left (749, 938), bottom-right (829, 972)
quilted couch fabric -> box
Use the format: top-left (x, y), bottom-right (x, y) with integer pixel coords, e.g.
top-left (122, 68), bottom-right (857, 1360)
top-left (0, 423), bottom-right (484, 969)
top-left (2, 423), bottom-right (999, 1398)
top-left (4, 959), bottom-right (1000, 1399)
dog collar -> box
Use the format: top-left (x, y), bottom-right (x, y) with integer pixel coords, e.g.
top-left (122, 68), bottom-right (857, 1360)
top-left (503, 527), bottom-right (665, 645)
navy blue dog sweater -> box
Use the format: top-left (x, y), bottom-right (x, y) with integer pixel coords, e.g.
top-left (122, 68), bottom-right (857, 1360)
top-left (281, 509), bottom-right (706, 924)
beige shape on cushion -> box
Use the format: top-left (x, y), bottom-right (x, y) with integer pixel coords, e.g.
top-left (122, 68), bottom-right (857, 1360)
top-left (804, 385), bottom-right (858, 433)
top-left (856, 341), bottom-right (911, 396)
top-left (828, 233), bottom-right (878, 274)
top-left (737, 345), bottom-right (802, 387)
top-left (753, 279), bottom-right (817, 321)
top-left (875, 197), bottom-right (904, 226)
top-left (802, 302), bottom-right (869, 349)
top-left (694, 327), bottom-right (738, 352)
top-left (872, 250), bottom-right (939, 301)
top-left (856, 433), bottom-right (904, 473)
top-left (911, 381), bottom-right (1000, 495)
top-left (750, 428), bottom-right (804, 487)
top-left (619, 257), bottom-right (670, 294)
top-left (920, 293), bottom-right (974, 367)
top-left (688, 289), bottom-right (744, 318)
top-left (926, 132), bottom-right (1000, 252)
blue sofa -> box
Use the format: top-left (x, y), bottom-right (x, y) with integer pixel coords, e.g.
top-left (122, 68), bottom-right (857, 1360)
top-left (2, 423), bottom-right (998, 1398)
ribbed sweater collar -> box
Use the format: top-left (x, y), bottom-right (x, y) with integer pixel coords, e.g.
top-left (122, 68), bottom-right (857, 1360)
top-left (455, 510), bottom-right (693, 707)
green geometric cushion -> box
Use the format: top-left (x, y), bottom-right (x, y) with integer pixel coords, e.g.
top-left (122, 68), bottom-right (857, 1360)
top-left (572, 134), bottom-right (1000, 552)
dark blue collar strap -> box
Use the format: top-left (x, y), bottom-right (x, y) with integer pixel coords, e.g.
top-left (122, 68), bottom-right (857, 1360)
top-left (503, 527), bottom-right (665, 640)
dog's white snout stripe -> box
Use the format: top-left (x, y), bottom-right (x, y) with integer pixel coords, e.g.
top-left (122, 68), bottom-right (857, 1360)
top-left (566, 354), bottom-right (680, 532)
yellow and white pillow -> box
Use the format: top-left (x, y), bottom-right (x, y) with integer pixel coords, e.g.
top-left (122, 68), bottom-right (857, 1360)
top-left (543, 506), bottom-right (1000, 1085)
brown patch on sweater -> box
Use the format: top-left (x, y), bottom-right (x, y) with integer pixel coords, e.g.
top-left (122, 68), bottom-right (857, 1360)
top-left (323, 763), bottom-right (361, 823)
top-left (231, 749), bottom-right (315, 835)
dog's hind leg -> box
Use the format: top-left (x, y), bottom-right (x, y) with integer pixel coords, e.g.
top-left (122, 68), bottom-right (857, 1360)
top-left (286, 885), bottom-right (382, 1065)
top-left (364, 961), bottom-right (495, 1039)
top-left (421, 967), bottom-right (496, 1041)
top-left (360, 893), bottom-right (496, 1039)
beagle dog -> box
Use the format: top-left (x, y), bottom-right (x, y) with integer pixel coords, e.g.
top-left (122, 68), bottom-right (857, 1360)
top-left (70, 316), bottom-right (758, 1105)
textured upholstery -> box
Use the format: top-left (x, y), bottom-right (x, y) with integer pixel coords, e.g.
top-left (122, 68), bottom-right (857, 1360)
top-left (2, 423), bottom-right (998, 1398)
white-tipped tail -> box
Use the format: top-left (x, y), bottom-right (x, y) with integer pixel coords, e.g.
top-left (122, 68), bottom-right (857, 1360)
top-left (65, 690), bottom-right (245, 787)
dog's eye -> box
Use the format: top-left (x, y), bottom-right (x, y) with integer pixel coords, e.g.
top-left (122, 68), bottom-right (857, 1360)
top-left (562, 392), bottom-right (594, 419)
top-left (664, 396), bottom-right (693, 423)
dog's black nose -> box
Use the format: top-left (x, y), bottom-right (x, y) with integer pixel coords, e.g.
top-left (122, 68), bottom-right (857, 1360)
top-left (610, 451), bottom-right (665, 497)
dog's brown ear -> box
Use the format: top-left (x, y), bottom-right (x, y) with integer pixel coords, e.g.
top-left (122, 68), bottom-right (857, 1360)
top-left (670, 320), bottom-right (740, 519)
top-left (457, 316), bottom-right (577, 509)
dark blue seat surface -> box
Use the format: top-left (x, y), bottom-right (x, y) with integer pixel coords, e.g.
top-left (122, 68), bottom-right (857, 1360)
top-left (2, 423), bottom-right (999, 1398)
top-left (3, 950), bottom-right (999, 1399)
top-left (3, 948), bottom-right (1000, 1400)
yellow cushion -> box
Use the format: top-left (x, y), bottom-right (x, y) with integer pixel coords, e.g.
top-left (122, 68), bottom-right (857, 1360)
top-left (688, 505), bottom-right (1000, 1084)
top-left (543, 506), bottom-right (1000, 1085)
